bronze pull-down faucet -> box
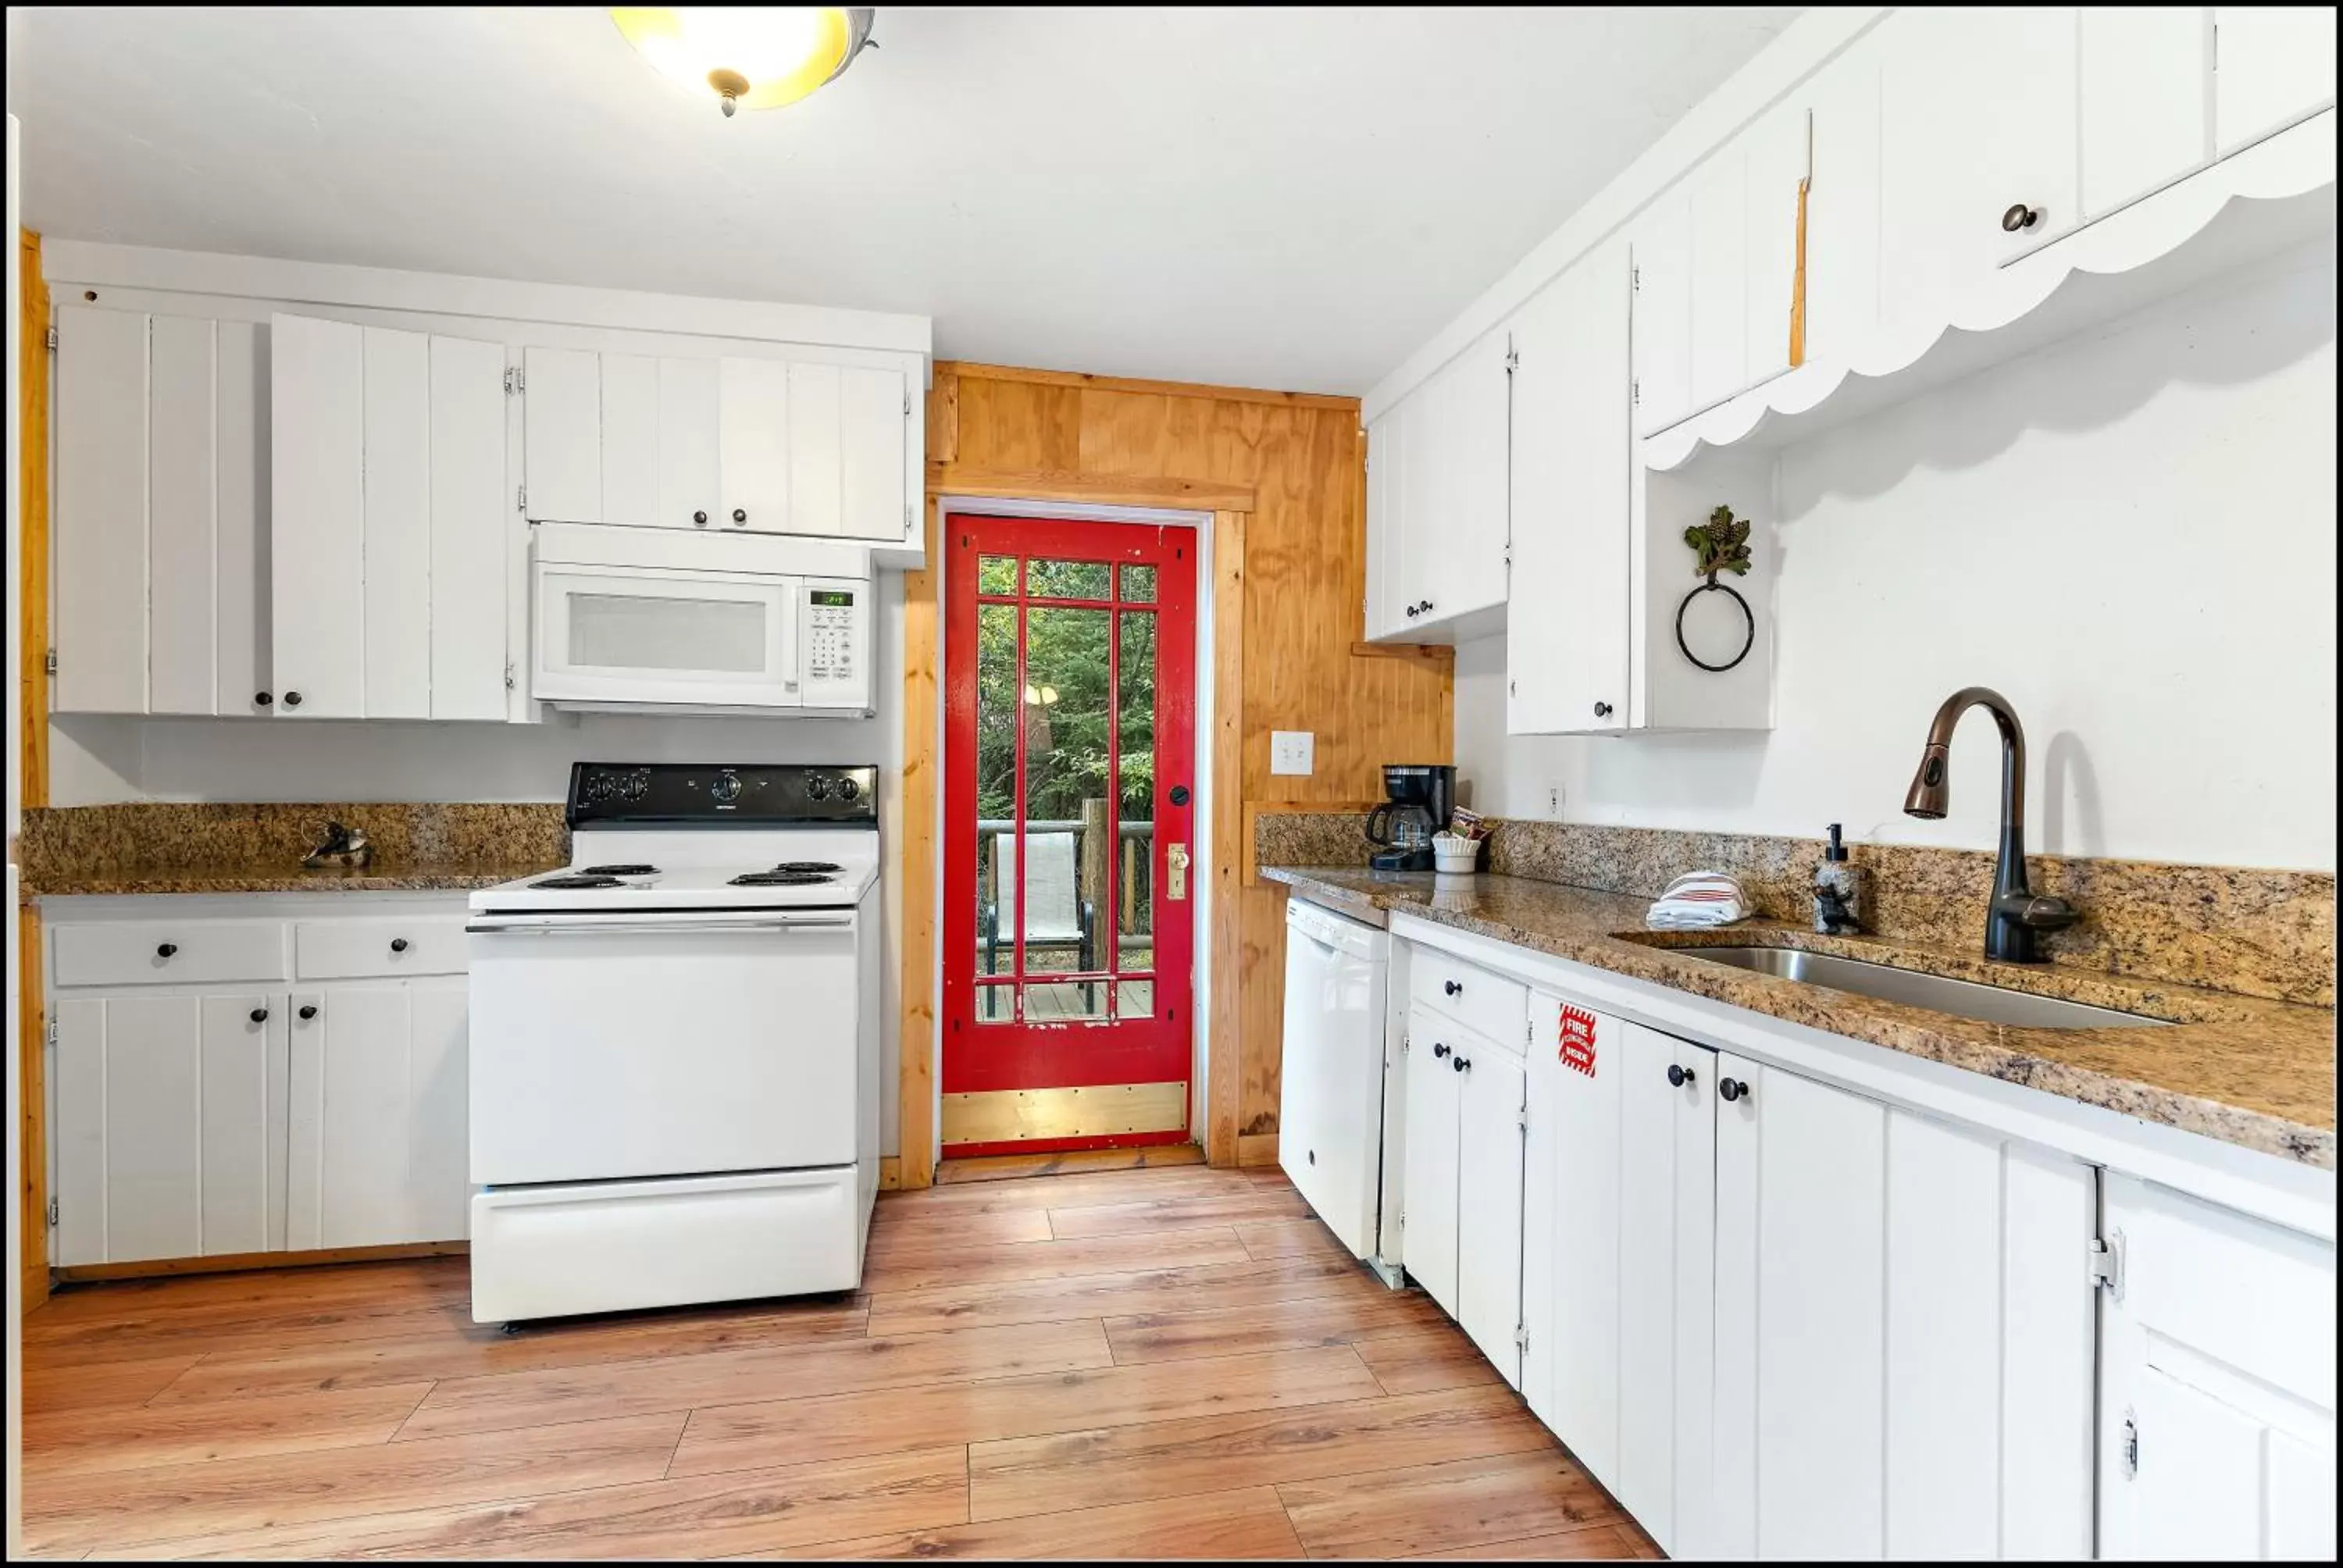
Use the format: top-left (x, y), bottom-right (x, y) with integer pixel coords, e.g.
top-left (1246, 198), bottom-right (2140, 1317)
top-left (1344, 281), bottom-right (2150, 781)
top-left (1903, 687), bottom-right (2079, 964)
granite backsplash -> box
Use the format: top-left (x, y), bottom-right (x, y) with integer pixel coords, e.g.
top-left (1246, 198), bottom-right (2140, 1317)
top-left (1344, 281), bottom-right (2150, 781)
top-left (1254, 812), bottom-right (2335, 1007)
top-left (20, 802), bottom-right (570, 882)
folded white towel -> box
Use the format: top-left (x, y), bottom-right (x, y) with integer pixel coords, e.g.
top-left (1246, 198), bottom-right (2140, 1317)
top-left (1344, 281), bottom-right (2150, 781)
top-left (1645, 871), bottom-right (1749, 930)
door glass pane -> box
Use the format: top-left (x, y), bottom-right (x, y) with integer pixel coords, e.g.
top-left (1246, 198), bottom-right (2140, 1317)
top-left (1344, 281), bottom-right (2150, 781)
top-left (1021, 608), bottom-right (1112, 972)
top-left (1027, 979), bottom-right (1110, 1023)
top-left (568, 592), bottom-right (765, 672)
top-left (978, 554), bottom-right (1018, 595)
top-left (975, 601), bottom-right (1019, 1012)
top-left (1116, 609), bottom-right (1157, 989)
top-left (975, 979), bottom-right (1014, 1025)
top-left (1120, 564), bottom-right (1157, 604)
top-left (1028, 558), bottom-right (1111, 600)
top-left (1115, 979), bottom-right (1155, 1021)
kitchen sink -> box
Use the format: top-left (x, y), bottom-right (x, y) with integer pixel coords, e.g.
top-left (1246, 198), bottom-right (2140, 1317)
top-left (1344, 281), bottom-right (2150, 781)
top-left (1681, 946), bottom-right (2172, 1029)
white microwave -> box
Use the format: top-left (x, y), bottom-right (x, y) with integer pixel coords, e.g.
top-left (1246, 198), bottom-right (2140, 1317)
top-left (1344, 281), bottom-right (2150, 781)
top-left (532, 524), bottom-right (874, 715)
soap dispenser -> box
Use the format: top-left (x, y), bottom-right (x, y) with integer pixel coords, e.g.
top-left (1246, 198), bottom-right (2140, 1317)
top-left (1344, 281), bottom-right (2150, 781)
top-left (1813, 823), bottom-right (1864, 935)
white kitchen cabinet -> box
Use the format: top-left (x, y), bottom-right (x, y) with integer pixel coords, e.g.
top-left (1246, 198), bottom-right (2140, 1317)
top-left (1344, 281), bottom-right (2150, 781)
top-left (1631, 194), bottom-right (1692, 436)
top-left (2213, 6), bottom-right (2338, 155)
top-left (428, 335), bottom-right (513, 720)
top-left (2099, 1172), bottom-right (2337, 1560)
top-left (1455, 1038), bottom-right (1526, 1387)
top-left (1507, 244), bottom-right (1631, 736)
top-left (52, 992), bottom-right (288, 1266)
top-left (287, 979), bottom-right (470, 1250)
top-left (598, 352), bottom-right (662, 529)
top-left (1877, 7), bottom-right (2081, 330)
top-left (522, 345), bottom-right (601, 525)
top-left (658, 354), bottom-right (722, 530)
top-left (362, 326), bottom-right (433, 719)
top-left (722, 355), bottom-right (793, 533)
top-left (2083, 9), bottom-right (2215, 219)
top-left (52, 304), bottom-right (151, 715)
top-left (1400, 1002), bottom-right (1462, 1318)
top-left (271, 312), bottom-right (368, 718)
top-left (214, 320), bottom-right (272, 717)
top-left (1364, 328), bottom-right (1510, 642)
top-left (147, 315), bottom-right (218, 715)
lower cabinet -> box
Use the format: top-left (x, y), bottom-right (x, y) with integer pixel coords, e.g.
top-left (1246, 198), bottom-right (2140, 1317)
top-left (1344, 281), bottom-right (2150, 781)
top-left (1402, 1001), bottom-right (1527, 1387)
top-left (2097, 1172), bottom-right (2337, 1560)
top-left (286, 981), bottom-right (472, 1251)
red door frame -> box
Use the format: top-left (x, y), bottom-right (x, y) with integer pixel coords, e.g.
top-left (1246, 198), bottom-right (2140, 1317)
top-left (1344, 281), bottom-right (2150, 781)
top-left (941, 515), bottom-right (1198, 1156)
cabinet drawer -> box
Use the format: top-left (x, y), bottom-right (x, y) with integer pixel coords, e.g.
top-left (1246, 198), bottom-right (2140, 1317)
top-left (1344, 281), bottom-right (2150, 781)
top-left (294, 917), bottom-right (470, 980)
top-left (53, 921), bottom-right (288, 989)
top-left (1410, 950), bottom-right (1528, 1049)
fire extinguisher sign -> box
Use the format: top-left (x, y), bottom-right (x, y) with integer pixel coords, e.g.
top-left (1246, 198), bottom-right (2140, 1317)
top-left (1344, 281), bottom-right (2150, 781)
top-left (1559, 1005), bottom-right (1598, 1077)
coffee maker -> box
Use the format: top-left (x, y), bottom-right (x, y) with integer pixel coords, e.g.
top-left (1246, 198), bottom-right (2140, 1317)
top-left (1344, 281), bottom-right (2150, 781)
top-left (1366, 763), bottom-right (1457, 871)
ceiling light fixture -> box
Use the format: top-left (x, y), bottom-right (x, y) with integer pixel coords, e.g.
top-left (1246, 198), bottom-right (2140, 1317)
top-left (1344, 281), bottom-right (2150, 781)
top-left (612, 8), bottom-right (875, 118)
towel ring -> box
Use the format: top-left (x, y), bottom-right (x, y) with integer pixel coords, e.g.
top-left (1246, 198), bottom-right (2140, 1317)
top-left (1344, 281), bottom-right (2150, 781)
top-left (1674, 576), bottom-right (1754, 673)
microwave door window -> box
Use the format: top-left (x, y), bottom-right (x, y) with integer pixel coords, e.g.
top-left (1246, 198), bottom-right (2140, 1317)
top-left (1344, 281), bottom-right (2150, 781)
top-left (568, 592), bottom-right (769, 673)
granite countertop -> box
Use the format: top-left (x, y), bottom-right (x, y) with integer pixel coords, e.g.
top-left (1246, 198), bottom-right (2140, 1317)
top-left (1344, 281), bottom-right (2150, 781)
top-left (26, 861), bottom-right (564, 897)
top-left (1262, 865), bottom-right (2337, 1170)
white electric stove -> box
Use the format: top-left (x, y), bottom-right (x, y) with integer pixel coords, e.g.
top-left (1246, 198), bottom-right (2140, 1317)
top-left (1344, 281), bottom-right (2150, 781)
top-left (465, 762), bottom-right (883, 1324)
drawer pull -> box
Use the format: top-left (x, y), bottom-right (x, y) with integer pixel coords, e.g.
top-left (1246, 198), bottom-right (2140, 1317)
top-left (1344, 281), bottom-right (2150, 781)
top-left (298, 1004), bottom-right (319, 1021)
top-left (156, 943), bottom-right (178, 959)
top-left (390, 937), bottom-right (409, 953)
top-left (249, 1007), bottom-right (269, 1024)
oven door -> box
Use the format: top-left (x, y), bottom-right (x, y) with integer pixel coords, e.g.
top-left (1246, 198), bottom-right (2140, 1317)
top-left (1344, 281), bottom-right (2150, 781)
top-left (467, 907), bottom-right (858, 1185)
top-left (534, 562), bottom-right (803, 707)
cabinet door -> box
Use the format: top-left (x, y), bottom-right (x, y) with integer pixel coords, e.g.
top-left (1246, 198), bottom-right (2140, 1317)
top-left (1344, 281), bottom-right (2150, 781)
top-left (599, 352), bottom-right (662, 529)
top-left (271, 312), bottom-right (366, 718)
top-left (1711, 1053), bottom-right (1888, 1559)
top-left (840, 365), bottom-right (909, 543)
top-left (52, 996), bottom-right (201, 1265)
top-left (1364, 409), bottom-right (1403, 640)
top-left (429, 335), bottom-right (512, 721)
top-left (1507, 244), bottom-right (1631, 736)
top-left (148, 315), bottom-right (218, 715)
top-left (1877, 7), bottom-right (2080, 330)
top-left (288, 987), bottom-right (409, 1249)
top-left (2099, 1171), bottom-right (2337, 1560)
top-left (2083, 9), bottom-right (2213, 218)
top-left (2214, 6), bottom-right (2338, 154)
top-left (198, 995), bottom-right (291, 1256)
top-left (1687, 149), bottom-right (1750, 413)
top-left (721, 355), bottom-right (793, 533)
top-left (1433, 331), bottom-right (1511, 622)
top-left (215, 319), bottom-right (273, 716)
top-left (1802, 40), bottom-right (1885, 366)
top-left (1522, 996), bottom-right (1624, 1481)
top-left (522, 346), bottom-right (601, 524)
top-left (1401, 1004), bottom-right (1461, 1317)
top-left (1396, 390), bottom-right (1439, 626)
top-left (659, 355), bottom-right (721, 530)
top-left (1615, 1025), bottom-right (1716, 1554)
top-left (362, 326), bottom-right (432, 719)
top-left (1740, 98), bottom-right (1810, 390)
top-left (1456, 1041), bottom-right (1525, 1387)
top-left (409, 982), bottom-right (472, 1242)
top-left (54, 305), bottom-right (150, 714)
top-left (1631, 195), bottom-right (1692, 435)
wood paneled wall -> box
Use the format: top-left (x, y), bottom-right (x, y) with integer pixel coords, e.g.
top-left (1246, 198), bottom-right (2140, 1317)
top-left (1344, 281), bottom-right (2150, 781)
top-left (18, 227), bottom-right (50, 1311)
top-left (923, 362), bottom-right (1452, 1166)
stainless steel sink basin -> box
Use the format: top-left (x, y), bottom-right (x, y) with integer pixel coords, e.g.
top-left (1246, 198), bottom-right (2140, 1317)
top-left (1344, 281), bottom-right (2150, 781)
top-left (1683, 946), bottom-right (2171, 1029)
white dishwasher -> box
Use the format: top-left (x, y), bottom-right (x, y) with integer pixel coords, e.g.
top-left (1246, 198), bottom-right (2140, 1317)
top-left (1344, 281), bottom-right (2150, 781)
top-left (1280, 895), bottom-right (1406, 1282)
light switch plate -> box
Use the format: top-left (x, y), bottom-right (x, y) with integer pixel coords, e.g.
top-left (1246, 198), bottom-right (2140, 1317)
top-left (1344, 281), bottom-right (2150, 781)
top-left (1270, 731), bottom-right (1315, 776)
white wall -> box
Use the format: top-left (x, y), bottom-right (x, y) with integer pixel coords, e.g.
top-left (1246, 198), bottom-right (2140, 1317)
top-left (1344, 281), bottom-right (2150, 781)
top-left (1457, 241), bottom-right (2338, 874)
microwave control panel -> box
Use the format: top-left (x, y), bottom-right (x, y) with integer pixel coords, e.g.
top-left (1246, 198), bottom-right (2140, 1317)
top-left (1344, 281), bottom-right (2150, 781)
top-left (800, 579), bottom-right (874, 713)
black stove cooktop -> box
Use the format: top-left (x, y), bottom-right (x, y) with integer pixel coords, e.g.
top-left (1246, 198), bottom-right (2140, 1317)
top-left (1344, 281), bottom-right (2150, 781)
top-left (770, 861), bottom-right (843, 874)
top-left (579, 864), bottom-right (661, 876)
top-left (532, 873), bottom-right (625, 890)
top-left (728, 869), bottom-right (836, 887)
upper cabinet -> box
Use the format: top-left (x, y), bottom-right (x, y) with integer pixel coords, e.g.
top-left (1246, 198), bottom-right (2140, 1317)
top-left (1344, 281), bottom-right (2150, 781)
top-left (1362, 328), bottom-right (1510, 643)
top-left (2213, 5), bottom-right (2338, 154)
top-left (524, 347), bottom-right (911, 545)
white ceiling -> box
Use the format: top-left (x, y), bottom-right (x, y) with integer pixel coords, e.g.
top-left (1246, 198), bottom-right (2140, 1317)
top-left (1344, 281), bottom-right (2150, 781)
top-left (15, 6), bottom-right (1799, 394)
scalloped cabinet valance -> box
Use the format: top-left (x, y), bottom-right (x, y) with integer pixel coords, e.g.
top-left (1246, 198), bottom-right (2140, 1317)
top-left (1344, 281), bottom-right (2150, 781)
top-left (1364, 6), bottom-right (2337, 739)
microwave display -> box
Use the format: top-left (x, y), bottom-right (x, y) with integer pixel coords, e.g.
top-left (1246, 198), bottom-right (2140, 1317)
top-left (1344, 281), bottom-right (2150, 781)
top-left (811, 590), bottom-right (856, 608)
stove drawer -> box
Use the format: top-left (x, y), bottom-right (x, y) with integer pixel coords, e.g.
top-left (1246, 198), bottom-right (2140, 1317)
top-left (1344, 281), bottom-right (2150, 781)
top-left (295, 917), bottom-right (469, 980)
top-left (53, 920), bottom-right (288, 989)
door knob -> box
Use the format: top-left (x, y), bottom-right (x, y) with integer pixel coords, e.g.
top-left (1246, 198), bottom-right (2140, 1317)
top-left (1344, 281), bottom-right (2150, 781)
top-left (1432, 1042), bottom-right (1450, 1059)
top-left (1667, 1063), bottom-right (1695, 1088)
top-left (1720, 1077), bottom-right (1750, 1103)
top-left (2001, 202), bottom-right (2042, 233)
top-left (250, 1007), bottom-right (269, 1024)
top-left (298, 1004), bottom-right (319, 1021)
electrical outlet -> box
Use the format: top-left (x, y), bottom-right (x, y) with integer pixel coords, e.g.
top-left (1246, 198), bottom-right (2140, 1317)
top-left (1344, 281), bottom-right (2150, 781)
top-left (1270, 731), bottom-right (1316, 776)
top-left (1546, 781), bottom-right (1565, 818)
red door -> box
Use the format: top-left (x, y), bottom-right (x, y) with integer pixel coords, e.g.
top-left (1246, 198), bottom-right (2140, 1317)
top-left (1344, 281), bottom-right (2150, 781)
top-left (943, 516), bottom-right (1198, 1157)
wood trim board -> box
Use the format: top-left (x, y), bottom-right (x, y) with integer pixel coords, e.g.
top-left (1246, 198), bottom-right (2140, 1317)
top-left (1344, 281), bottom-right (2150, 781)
top-left (926, 464), bottom-right (1256, 514)
top-left (19, 226), bottom-right (48, 810)
top-left (947, 359), bottom-right (1360, 412)
top-left (18, 904), bottom-right (47, 1312)
top-left (1207, 509), bottom-right (1246, 1167)
top-left (52, 1239), bottom-right (469, 1285)
top-left (898, 496), bottom-right (940, 1191)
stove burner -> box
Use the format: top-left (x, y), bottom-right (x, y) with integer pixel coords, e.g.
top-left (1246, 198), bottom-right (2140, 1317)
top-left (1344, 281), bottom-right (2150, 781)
top-left (769, 861), bottom-right (843, 875)
top-left (728, 869), bottom-right (836, 886)
top-left (531, 873), bottom-right (625, 890)
top-left (580, 864), bottom-right (661, 876)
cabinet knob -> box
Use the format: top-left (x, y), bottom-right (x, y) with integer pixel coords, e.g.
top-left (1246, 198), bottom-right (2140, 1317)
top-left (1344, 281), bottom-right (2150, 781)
top-left (298, 1004), bottom-right (319, 1021)
top-left (255, 691), bottom-right (273, 707)
top-left (2001, 202), bottom-right (2042, 233)
top-left (1422, 600), bottom-right (1435, 613)
top-left (731, 508), bottom-right (747, 526)
top-left (156, 943), bottom-right (177, 959)
top-left (693, 510), bottom-right (709, 527)
top-left (1452, 1054), bottom-right (1471, 1073)
top-left (250, 1007), bottom-right (269, 1024)
top-left (1593, 701), bottom-right (1613, 718)
top-left (1432, 1042), bottom-right (1450, 1059)
top-left (1406, 604), bottom-right (1419, 618)
top-left (1443, 979), bottom-right (1461, 996)
top-left (390, 937), bottom-right (408, 953)
top-left (1667, 1063), bottom-right (1695, 1089)
top-left (283, 691), bottom-right (302, 708)
top-left (1720, 1077), bottom-right (1750, 1103)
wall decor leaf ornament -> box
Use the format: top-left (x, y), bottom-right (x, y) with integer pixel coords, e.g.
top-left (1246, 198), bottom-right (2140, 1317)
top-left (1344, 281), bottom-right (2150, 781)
top-left (1683, 504), bottom-right (1754, 580)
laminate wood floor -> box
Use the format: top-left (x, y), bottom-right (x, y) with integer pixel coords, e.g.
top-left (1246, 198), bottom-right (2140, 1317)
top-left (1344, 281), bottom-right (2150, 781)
top-left (20, 1165), bottom-right (1658, 1561)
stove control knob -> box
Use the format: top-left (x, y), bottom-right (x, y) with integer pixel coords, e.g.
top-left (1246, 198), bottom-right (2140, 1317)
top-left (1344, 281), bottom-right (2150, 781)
top-left (711, 771), bottom-right (743, 804)
top-left (838, 776), bottom-right (861, 802)
top-left (806, 775), bottom-right (832, 801)
top-left (624, 771), bottom-right (650, 801)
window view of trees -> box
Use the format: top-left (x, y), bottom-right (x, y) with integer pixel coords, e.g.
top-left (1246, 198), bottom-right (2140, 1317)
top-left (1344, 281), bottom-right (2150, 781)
top-left (975, 579), bottom-right (1155, 825)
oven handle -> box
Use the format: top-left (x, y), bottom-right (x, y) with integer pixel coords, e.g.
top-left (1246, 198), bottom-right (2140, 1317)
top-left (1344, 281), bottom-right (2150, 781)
top-left (466, 912), bottom-right (854, 935)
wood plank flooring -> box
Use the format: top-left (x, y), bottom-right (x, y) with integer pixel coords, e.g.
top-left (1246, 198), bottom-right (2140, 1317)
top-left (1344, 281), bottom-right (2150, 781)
top-left (20, 1165), bottom-right (1656, 1560)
